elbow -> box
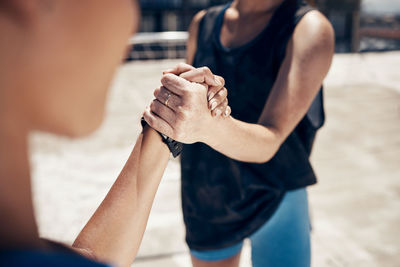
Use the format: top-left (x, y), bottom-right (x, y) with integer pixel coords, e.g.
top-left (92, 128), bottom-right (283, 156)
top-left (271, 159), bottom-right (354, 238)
top-left (252, 132), bottom-right (284, 164)
top-left (247, 143), bottom-right (280, 164)
top-left (253, 156), bottom-right (272, 164)
top-left (71, 246), bottom-right (100, 262)
top-left (252, 149), bottom-right (277, 164)
top-left (72, 246), bottom-right (130, 267)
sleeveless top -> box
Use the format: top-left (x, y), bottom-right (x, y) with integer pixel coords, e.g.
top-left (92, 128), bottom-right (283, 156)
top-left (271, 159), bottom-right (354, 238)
top-left (0, 240), bottom-right (109, 266)
top-left (180, 0), bottom-right (325, 250)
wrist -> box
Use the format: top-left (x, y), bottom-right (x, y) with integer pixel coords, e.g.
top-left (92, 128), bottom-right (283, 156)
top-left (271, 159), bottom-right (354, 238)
top-left (200, 115), bottom-right (230, 147)
top-left (143, 125), bottom-right (162, 141)
top-left (141, 117), bottom-right (183, 157)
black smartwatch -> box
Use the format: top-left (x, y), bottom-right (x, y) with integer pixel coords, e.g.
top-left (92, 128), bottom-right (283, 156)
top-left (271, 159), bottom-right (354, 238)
top-left (140, 117), bottom-right (183, 158)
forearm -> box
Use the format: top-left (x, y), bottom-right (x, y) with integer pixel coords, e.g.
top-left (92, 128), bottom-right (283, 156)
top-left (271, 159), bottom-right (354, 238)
top-left (206, 116), bottom-right (282, 163)
top-left (72, 126), bottom-right (169, 267)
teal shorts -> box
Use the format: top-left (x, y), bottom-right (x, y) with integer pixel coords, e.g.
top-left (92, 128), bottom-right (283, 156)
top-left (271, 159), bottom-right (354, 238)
top-left (190, 188), bottom-right (311, 267)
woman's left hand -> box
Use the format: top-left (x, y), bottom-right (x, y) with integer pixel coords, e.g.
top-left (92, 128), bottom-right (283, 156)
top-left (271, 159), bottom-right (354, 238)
top-left (162, 63), bottom-right (231, 117)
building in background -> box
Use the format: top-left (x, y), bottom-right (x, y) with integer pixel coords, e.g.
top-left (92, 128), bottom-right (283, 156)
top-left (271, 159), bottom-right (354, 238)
top-left (128, 0), bottom-right (399, 60)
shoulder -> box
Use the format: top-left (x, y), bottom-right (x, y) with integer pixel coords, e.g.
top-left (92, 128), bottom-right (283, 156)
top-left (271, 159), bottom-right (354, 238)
top-left (187, 9), bottom-right (207, 42)
top-left (188, 5), bottom-right (224, 37)
top-left (186, 10), bottom-right (207, 64)
top-left (291, 10), bottom-right (335, 61)
top-left (189, 9), bottom-right (208, 32)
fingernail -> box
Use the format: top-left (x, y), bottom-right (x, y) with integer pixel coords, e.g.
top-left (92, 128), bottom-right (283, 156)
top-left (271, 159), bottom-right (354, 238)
top-left (208, 92), bottom-right (215, 101)
top-left (215, 109), bottom-right (222, 116)
top-left (210, 101), bottom-right (218, 110)
top-left (224, 109), bottom-right (229, 117)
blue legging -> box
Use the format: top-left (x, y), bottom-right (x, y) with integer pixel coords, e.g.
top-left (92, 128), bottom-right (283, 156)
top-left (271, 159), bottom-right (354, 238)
top-left (191, 188), bottom-right (311, 267)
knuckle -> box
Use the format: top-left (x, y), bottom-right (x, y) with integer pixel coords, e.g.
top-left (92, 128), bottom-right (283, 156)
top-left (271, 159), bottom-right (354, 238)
top-left (217, 89), bottom-right (226, 97)
top-left (209, 86), bottom-right (219, 95)
top-left (176, 104), bottom-right (185, 113)
top-left (161, 73), bottom-right (173, 85)
top-left (154, 90), bottom-right (161, 99)
top-left (146, 115), bottom-right (155, 127)
top-left (201, 66), bottom-right (211, 75)
top-left (219, 76), bottom-right (225, 86)
top-left (150, 100), bottom-right (158, 111)
top-left (150, 100), bottom-right (156, 109)
top-left (177, 111), bottom-right (188, 121)
top-left (222, 87), bottom-right (228, 96)
top-left (178, 62), bottom-right (186, 68)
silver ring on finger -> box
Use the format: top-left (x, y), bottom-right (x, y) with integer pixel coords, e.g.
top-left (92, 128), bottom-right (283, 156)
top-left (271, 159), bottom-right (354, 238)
top-left (164, 92), bottom-right (171, 107)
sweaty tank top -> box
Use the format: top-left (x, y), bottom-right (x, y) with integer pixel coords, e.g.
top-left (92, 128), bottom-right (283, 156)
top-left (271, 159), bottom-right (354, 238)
top-left (181, 0), bottom-right (325, 250)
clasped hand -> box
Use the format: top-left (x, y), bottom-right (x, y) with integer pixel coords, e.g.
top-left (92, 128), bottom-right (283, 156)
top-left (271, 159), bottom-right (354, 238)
top-left (143, 63), bottom-right (230, 144)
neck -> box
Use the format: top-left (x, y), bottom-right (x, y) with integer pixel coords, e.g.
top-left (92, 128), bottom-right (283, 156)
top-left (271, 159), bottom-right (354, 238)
top-left (0, 105), bottom-right (41, 249)
top-left (232, 0), bottom-right (285, 14)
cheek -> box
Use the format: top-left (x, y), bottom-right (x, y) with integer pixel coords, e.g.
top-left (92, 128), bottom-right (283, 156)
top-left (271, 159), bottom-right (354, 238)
top-left (27, 0), bottom-right (139, 136)
top-left (68, 0), bottom-right (138, 133)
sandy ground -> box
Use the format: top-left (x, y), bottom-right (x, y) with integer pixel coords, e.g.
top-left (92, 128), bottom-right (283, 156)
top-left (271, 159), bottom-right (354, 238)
top-left (30, 52), bottom-right (400, 266)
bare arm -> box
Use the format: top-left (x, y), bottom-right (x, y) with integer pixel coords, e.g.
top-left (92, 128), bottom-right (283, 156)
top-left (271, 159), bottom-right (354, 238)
top-left (148, 11), bottom-right (334, 163)
top-left (72, 126), bottom-right (169, 267)
top-left (56, 12), bottom-right (227, 263)
top-left (208, 11), bottom-right (334, 162)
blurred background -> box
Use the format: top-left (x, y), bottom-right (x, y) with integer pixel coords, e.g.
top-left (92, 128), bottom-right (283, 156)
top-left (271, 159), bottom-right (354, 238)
top-left (128, 0), bottom-right (400, 60)
top-left (31, 0), bottom-right (400, 266)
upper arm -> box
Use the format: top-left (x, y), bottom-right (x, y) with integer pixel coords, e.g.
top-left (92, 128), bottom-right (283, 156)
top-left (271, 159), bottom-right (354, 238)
top-left (186, 10), bottom-right (207, 65)
top-left (258, 10), bottom-right (334, 143)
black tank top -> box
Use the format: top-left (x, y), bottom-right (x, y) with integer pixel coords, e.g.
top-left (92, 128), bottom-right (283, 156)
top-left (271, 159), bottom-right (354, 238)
top-left (181, 0), bottom-right (325, 250)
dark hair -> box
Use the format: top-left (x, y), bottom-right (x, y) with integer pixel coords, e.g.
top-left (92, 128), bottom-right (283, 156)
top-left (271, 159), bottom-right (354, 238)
top-left (306, 0), bottom-right (316, 7)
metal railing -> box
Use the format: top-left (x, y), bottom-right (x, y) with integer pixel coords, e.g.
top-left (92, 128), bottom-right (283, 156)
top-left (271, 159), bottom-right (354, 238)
top-left (127, 31), bottom-right (188, 60)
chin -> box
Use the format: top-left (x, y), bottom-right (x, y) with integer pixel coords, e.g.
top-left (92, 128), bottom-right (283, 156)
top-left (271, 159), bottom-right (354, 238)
top-left (60, 111), bottom-right (105, 138)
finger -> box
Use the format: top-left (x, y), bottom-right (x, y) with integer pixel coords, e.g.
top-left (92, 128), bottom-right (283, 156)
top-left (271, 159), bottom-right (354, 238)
top-left (208, 87), bottom-right (228, 110)
top-left (223, 106), bottom-right (232, 117)
top-left (150, 99), bottom-right (176, 126)
top-left (180, 67), bottom-right (222, 87)
top-left (163, 62), bottom-right (195, 75)
top-left (207, 78), bottom-right (226, 100)
top-left (154, 86), bottom-right (182, 112)
top-left (200, 82), bottom-right (209, 90)
top-left (161, 73), bottom-right (192, 96)
top-left (215, 75), bottom-right (225, 87)
top-left (212, 99), bottom-right (228, 117)
top-left (207, 75), bottom-right (225, 100)
top-left (143, 107), bottom-right (174, 137)
top-left (224, 105), bottom-right (231, 117)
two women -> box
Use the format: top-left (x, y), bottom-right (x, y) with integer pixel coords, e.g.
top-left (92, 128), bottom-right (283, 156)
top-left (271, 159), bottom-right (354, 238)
top-left (0, 0), bottom-right (334, 266)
